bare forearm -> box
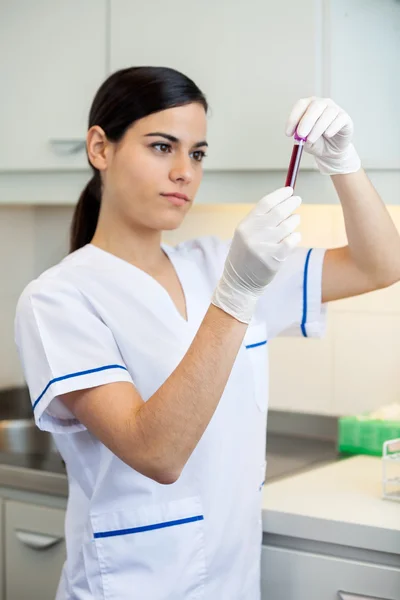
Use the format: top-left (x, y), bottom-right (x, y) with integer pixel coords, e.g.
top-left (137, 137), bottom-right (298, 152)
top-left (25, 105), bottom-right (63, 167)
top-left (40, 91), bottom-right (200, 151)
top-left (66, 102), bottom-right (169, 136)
top-left (332, 169), bottom-right (400, 285)
top-left (134, 304), bottom-right (247, 482)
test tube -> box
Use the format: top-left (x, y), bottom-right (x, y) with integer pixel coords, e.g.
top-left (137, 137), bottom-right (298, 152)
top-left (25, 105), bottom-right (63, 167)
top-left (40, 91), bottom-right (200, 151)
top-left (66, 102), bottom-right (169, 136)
top-left (285, 131), bottom-right (307, 189)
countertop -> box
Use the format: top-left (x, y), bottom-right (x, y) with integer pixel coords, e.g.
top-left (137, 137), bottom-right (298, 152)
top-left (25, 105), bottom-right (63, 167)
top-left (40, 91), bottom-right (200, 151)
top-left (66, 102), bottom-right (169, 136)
top-left (0, 450), bottom-right (67, 496)
top-left (265, 433), bottom-right (338, 481)
top-left (0, 433), bottom-right (339, 498)
top-left (262, 455), bottom-right (400, 555)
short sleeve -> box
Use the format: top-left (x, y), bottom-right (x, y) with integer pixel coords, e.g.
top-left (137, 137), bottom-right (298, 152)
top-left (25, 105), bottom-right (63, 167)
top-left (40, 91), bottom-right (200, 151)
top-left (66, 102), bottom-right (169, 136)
top-left (14, 279), bottom-right (134, 433)
top-left (254, 247), bottom-right (327, 339)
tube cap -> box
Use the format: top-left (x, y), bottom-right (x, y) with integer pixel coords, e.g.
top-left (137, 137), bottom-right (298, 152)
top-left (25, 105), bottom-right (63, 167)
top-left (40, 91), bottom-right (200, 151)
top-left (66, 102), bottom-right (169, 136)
top-left (294, 131), bottom-right (307, 142)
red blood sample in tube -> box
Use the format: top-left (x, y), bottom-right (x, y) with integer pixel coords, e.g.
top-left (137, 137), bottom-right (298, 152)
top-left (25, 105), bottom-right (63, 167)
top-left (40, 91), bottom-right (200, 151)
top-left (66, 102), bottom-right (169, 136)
top-left (285, 132), bottom-right (307, 189)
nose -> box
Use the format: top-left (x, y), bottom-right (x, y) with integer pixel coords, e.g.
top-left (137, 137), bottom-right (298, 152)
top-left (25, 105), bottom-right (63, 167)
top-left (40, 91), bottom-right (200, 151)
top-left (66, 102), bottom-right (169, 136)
top-left (169, 153), bottom-right (193, 185)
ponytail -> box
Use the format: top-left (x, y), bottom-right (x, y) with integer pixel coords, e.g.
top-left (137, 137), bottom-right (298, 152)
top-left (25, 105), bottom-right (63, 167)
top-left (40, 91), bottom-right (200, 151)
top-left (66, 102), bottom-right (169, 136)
top-left (70, 171), bottom-right (101, 252)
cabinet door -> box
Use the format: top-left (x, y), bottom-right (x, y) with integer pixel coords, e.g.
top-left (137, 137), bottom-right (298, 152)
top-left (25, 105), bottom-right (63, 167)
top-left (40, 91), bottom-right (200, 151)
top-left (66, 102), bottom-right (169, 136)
top-left (110, 0), bottom-right (319, 170)
top-left (0, 0), bottom-right (106, 171)
top-left (261, 545), bottom-right (400, 600)
top-left (0, 499), bottom-right (3, 600)
top-left (5, 500), bottom-right (66, 600)
top-left (329, 0), bottom-right (400, 169)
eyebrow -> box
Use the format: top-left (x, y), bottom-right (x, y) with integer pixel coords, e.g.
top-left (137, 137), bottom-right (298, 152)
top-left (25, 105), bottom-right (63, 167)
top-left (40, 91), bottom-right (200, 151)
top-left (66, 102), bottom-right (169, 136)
top-left (144, 132), bottom-right (208, 148)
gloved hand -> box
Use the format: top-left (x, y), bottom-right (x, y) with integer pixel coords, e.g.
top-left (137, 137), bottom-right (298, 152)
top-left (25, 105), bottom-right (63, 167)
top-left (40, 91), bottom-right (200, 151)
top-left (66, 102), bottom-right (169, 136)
top-left (285, 97), bottom-right (361, 175)
top-left (211, 187), bottom-right (302, 324)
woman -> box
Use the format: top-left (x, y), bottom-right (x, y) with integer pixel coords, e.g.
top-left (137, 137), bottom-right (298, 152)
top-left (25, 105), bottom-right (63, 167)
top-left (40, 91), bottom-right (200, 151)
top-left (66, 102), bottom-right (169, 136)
top-left (15, 67), bottom-right (400, 599)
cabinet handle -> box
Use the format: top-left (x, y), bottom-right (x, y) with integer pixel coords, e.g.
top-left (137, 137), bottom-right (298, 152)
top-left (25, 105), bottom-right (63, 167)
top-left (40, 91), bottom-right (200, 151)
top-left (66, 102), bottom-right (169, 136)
top-left (49, 138), bottom-right (86, 155)
top-left (15, 529), bottom-right (63, 550)
top-left (338, 592), bottom-right (388, 600)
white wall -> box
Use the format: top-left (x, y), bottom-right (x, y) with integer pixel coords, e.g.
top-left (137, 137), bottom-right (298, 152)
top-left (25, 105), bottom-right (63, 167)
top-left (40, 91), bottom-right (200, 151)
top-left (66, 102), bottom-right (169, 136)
top-left (1, 170), bottom-right (400, 416)
top-left (0, 207), bottom-right (35, 388)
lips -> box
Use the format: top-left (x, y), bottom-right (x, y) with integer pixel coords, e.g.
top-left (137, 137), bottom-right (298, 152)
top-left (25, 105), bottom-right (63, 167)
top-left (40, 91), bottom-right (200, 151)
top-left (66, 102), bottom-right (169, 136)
top-left (161, 193), bottom-right (189, 201)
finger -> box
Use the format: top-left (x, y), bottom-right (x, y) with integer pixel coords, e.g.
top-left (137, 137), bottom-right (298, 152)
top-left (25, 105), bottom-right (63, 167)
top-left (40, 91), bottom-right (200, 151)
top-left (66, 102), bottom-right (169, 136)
top-left (324, 111), bottom-right (352, 138)
top-left (285, 97), bottom-right (315, 137)
top-left (275, 212), bottom-right (301, 242)
top-left (296, 98), bottom-right (331, 139)
top-left (267, 195), bottom-right (302, 228)
top-left (272, 231), bottom-right (302, 262)
top-left (252, 186), bottom-right (293, 216)
top-left (306, 106), bottom-right (340, 144)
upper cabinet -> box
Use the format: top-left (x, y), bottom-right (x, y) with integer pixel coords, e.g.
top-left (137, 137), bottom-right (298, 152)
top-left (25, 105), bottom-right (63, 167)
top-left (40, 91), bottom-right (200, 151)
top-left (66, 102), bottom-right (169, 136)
top-left (109, 0), bottom-right (319, 170)
top-left (328, 0), bottom-right (400, 169)
top-left (0, 0), bottom-right (398, 174)
top-left (0, 0), bottom-right (107, 171)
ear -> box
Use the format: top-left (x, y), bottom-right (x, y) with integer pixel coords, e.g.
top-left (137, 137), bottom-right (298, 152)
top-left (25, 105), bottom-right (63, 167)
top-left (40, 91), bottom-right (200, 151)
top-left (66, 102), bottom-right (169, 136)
top-left (86, 126), bottom-right (112, 171)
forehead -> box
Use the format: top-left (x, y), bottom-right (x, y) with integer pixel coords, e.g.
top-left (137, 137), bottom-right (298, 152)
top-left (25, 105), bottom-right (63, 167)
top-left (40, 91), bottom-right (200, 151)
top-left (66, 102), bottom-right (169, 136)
top-left (130, 103), bottom-right (207, 142)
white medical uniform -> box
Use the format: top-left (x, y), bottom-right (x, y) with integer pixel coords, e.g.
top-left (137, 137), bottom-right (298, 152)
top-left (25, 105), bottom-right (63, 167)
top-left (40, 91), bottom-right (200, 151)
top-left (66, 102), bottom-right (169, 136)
top-left (14, 236), bottom-right (326, 600)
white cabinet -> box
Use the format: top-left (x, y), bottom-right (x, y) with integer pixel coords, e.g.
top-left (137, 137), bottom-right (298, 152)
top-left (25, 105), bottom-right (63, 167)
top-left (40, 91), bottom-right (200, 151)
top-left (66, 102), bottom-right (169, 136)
top-left (110, 0), bottom-right (400, 171)
top-left (328, 0), bottom-right (400, 169)
top-left (109, 0), bottom-right (319, 170)
top-left (261, 545), bottom-right (400, 600)
top-left (0, 499), bottom-right (3, 600)
top-left (5, 500), bottom-right (66, 600)
top-left (0, 0), bottom-right (107, 171)
top-left (1, 0), bottom-right (398, 175)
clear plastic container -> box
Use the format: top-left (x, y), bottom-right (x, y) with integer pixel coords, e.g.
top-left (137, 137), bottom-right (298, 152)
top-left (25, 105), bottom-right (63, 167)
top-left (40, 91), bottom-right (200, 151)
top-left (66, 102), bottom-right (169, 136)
top-left (382, 438), bottom-right (400, 502)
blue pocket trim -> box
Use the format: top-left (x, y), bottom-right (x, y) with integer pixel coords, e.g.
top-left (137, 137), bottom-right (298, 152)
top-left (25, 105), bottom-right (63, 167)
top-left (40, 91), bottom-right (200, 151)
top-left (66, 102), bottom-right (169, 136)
top-left (93, 515), bottom-right (204, 539)
top-left (33, 364), bottom-right (128, 411)
top-left (301, 248), bottom-right (313, 338)
top-left (246, 340), bottom-right (267, 349)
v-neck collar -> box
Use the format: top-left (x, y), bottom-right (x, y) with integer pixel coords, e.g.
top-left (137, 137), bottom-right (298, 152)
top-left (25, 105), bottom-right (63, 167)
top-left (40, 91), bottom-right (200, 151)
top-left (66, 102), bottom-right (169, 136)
top-left (161, 243), bottom-right (189, 324)
top-left (85, 242), bottom-right (191, 326)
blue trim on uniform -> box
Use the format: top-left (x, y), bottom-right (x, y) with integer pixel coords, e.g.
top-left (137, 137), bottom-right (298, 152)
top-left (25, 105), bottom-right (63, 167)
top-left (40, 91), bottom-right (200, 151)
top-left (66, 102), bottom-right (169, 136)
top-left (93, 515), bottom-right (204, 539)
top-left (301, 249), bottom-right (313, 338)
top-left (246, 340), bottom-right (268, 349)
top-left (32, 364), bottom-right (128, 411)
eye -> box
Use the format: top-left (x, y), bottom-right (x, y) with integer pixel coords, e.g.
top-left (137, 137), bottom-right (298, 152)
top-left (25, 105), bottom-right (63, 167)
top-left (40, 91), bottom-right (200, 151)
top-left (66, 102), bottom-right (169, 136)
top-left (151, 143), bottom-right (172, 153)
top-left (191, 150), bottom-right (207, 162)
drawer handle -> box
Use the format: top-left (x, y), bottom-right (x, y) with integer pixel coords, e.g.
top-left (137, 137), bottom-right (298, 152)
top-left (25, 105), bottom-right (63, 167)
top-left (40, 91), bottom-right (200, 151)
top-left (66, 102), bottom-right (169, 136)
top-left (49, 138), bottom-right (86, 155)
top-left (15, 529), bottom-right (63, 550)
top-left (338, 592), bottom-right (388, 600)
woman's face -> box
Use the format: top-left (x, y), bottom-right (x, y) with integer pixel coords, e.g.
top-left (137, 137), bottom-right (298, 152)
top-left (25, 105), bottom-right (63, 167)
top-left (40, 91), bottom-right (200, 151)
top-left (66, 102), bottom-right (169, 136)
top-left (92, 102), bottom-right (208, 232)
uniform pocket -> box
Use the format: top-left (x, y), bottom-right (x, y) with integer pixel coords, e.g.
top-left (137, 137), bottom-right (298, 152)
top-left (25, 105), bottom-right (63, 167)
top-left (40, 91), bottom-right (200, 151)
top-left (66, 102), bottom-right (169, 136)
top-left (244, 322), bottom-right (269, 412)
top-left (90, 496), bottom-right (206, 600)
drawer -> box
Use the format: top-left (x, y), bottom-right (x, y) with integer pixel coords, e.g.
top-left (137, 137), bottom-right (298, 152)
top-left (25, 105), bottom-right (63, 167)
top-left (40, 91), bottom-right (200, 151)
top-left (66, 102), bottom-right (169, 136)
top-left (5, 500), bottom-right (66, 600)
top-left (261, 545), bottom-right (400, 600)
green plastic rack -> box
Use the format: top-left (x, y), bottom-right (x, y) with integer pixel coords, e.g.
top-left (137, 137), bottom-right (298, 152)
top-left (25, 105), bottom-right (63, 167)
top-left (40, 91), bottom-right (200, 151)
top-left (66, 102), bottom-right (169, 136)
top-left (338, 415), bottom-right (400, 456)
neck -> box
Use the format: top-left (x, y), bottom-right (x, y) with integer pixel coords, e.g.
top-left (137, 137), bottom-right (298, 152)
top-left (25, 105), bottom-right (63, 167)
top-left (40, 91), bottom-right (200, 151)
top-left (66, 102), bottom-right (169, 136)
top-left (91, 212), bottom-right (166, 275)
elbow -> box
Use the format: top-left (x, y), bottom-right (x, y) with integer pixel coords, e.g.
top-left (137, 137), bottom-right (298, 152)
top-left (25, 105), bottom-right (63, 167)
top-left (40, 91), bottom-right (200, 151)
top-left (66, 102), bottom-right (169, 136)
top-left (375, 269), bottom-right (400, 290)
top-left (128, 456), bottom-right (181, 485)
top-left (366, 261), bottom-right (400, 291)
top-left (154, 469), bottom-right (181, 485)
top-left (147, 466), bottom-right (181, 485)
top-left (128, 412), bottom-right (182, 484)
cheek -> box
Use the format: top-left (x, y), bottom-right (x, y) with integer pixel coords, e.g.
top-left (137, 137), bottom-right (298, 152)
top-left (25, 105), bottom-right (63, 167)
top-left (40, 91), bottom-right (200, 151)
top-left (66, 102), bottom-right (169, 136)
top-left (192, 167), bottom-right (203, 190)
top-left (126, 149), bottom-right (168, 185)
top-left (113, 151), bottom-right (156, 195)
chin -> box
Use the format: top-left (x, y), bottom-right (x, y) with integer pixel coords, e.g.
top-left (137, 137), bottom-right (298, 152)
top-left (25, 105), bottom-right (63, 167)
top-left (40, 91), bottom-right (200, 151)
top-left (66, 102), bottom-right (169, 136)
top-left (161, 216), bottom-right (187, 231)
top-left (158, 208), bottom-right (190, 231)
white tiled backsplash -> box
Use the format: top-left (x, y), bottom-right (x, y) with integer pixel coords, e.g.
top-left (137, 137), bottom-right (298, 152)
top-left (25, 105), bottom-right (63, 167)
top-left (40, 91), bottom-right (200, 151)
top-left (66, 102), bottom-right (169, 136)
top-left (2, 199), bottom-right (399, 416)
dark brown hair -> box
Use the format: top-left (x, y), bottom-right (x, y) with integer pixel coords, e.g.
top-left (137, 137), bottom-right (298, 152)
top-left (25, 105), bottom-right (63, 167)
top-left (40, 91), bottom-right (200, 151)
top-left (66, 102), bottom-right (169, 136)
top-left (70, 66), bottom-right (208, 252)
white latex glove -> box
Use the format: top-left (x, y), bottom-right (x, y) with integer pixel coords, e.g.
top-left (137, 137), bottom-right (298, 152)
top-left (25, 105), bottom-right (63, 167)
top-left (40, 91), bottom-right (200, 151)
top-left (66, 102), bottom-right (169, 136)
top-left (211, 187), bottom-right (302, 324)
top-left (285, 97), bottom-right (361, 175)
